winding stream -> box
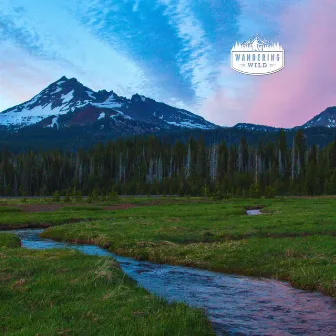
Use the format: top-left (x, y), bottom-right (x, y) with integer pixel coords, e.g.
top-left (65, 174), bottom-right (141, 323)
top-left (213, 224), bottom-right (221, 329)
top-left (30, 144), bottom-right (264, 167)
top-left (4, 227), bottom-right (335, 336)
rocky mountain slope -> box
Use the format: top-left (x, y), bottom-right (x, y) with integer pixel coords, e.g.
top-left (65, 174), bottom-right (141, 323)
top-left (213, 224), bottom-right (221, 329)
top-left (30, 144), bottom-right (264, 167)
top-left (0, 76), bottom-right (216, 133)
top-left (301, 107), bottom-right (336, 129)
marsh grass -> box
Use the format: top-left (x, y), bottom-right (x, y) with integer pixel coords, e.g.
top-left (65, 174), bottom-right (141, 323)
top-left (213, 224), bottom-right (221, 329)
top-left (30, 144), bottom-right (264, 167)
top-left (41, 197), bottom-right (336, 297)
top-left (0, 235), bottom-right (214, 336)
top-left (0, 233), bottom-right (21, 248)
top-left (1, 197), bottom-right (335, 296)
top-left (0, 207), bottom-right (21, 213)
top-left (0, 207), bottom-right (114, 229)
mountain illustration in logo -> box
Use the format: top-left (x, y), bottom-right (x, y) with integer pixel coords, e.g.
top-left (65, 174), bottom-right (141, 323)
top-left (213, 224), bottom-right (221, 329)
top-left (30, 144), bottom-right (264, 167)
top-left (232, 34), bottom-right (284, 52)
top-left (231, 34), bottom-right (285, 76)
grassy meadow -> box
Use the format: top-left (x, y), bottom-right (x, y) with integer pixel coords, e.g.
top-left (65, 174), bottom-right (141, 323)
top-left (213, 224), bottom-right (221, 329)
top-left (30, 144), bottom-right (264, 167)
top-left (0, 196), bottom-right (335, 334)
top-left (0, 231), bottom-right (213, 336)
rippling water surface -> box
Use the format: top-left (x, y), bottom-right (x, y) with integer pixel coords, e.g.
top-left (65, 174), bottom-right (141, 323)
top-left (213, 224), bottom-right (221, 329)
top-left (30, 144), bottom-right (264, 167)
top-left (6, 229), bottom-right (336, 336)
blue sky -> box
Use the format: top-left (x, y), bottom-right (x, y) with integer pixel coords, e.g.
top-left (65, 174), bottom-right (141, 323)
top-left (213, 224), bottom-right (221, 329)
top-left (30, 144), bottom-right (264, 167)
top-left (1, 0), bottom-right (334, 127)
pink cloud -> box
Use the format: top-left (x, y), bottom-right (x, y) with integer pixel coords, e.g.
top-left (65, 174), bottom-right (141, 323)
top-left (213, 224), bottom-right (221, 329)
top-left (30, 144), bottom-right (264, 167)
top-left (247, 0), bottom-right (336, 127)
top-left (0, 44), bottom-right (58, 111)
top-left (199, 67), bottom-right (255, 126)
top-left (200, 88), bottom-right (245, 126)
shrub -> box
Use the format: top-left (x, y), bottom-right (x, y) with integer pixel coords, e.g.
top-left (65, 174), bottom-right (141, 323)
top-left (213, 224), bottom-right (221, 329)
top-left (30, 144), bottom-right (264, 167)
top-left (265, 186), bottom-right (276, 198)
top-left (92, 189), bottom-right (100, 202)
top-left (87, 194), bottom-right (93, 204)
top-left (212, 190), bottom-right (224, 200)
top-left (75, 190), bottom-right (83, 202)
top-left (202, 185), bottom-right (209, 199)
top-left (63, 192), bottom-right (71, 203)
top-left (52, 191), bottom-right (61, 203)
top-left (108, 191), bottom-right (120, 203)
top-left (249, 184), bottom-right (261, 198)
top-left (178, 184), bottom-right (186, 197)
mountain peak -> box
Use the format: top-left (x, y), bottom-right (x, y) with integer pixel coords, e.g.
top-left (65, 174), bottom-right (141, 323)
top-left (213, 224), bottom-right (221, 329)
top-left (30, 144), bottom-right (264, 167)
top-left (0, 77), bottom-right (216, 132)
top-left (54, 76), bottom-right (84, 88)
top-left (323, 106), bottom-right (336, 113)
top-left (56, 76), bottom-right (69, 83)
top-left (302, 106), bottom-right (336, 129)
top-left (131, 93), bottom-right (149, 103)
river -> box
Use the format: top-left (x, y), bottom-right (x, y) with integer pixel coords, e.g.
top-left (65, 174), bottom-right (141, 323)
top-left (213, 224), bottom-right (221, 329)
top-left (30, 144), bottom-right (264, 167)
top-left (4, 227), bottom-right (335, 336)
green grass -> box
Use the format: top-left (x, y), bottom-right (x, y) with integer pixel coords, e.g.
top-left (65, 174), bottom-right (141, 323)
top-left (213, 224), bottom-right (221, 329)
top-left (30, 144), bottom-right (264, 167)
top-left (0, 235), bottom-right (213, 336)
top-left (0, 207), bottom-right (21, 213)
top-left (0, 233), bottom-right (21, 248)
top-left (0, 208), bottom-right (114, 229)
top-left (1, 197), bottom-right (335, 334)
top-left (0, 197), bottom-right (171, 229)
top-left (40, 197), bottom-right (336, 297)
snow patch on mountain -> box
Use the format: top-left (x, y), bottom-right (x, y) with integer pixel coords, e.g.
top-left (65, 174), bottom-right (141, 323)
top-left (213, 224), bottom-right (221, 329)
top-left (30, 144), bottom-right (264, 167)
top-left (110, 110), bottom-right (133, 120)
top-left (92, 94), bottom-right (122, 109)
top-left (75, 101), bottom-right (91, 109)
top-left (53, 87), bottom-right (62, 94)
top-left (86, 90), bottom-right (96, 100)
top-left (47, 117), bottom-right (59, 129)
top-left (0, 76), bottom-right (217, 132)
top-left (302, 107), bottom-right (336, 129)
top-left (57, 80), bottom-right (66, 86)
top-left (61, 90), bottom-right (74, 104)
top-left (234, 123), bottom-right (284, 132)
top-left (93, 101), bottom-right (122, 109)
top-left (0, 102), bottom-right (67, 127)
top-left (167, 121), bottom-right (212, 130)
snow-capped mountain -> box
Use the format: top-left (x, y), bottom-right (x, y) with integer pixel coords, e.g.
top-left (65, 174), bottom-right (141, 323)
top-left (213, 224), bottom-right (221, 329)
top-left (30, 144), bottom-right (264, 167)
top-left (302, 107), bottom-right (336, 129)
top-left (234, 107), bottom-right (336, 132)
top-left (0, 77), bottom-right (216, 132)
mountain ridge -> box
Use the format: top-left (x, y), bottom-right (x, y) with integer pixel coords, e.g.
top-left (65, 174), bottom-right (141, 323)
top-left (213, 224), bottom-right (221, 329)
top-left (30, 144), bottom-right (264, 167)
top-left (0, 76), bottom-right (216, 133)
top-left (1, 77), bottom-right (336, 151)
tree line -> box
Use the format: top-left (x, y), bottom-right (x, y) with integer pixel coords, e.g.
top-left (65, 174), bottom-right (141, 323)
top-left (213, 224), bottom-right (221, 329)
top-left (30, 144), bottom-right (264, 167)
top-left (1, 130), bottom-right (336, 197)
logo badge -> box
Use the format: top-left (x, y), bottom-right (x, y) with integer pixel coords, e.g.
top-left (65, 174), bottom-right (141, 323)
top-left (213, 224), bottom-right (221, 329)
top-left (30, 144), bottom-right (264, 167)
top-left (231, 35), bottom-right (285, 76)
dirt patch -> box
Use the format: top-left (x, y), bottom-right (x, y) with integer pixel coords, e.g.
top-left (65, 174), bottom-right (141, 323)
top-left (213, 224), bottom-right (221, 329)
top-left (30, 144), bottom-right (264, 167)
top-left (244, 206), bottom-right (264, 210)
top-left (18, 204), bottom-right (62, 213)
top-left (8, 201), bottom-right (158, 213)
top-left (103, 203), bottom-right (155, 211)
top-left (165, 218), bottom-right (181, 223)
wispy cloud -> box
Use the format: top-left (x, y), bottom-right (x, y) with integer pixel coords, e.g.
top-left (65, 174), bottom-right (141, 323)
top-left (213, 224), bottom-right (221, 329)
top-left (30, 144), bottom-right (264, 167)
top-left (199, 0), bottom-right (327, 128)
top-left (132, 0), bottom-right (140, 12)
top-left (158, 0), bottom-right (217, 102)
top-left (0, 0), bottom-right (149, 110)
top-left (1, 0), bottom-right (330, 129)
